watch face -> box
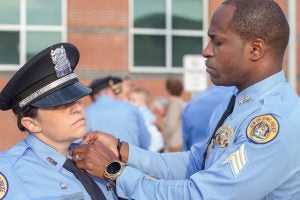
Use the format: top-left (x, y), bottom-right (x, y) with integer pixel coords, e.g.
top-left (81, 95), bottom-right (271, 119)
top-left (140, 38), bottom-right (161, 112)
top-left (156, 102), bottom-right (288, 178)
top-left (107, 161), bottom-right (122, 174)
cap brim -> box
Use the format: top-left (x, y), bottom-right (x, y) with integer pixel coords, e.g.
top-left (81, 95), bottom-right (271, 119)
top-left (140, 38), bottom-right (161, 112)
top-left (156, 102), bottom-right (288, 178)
top-left (31, 82), bottom-right (91, 108)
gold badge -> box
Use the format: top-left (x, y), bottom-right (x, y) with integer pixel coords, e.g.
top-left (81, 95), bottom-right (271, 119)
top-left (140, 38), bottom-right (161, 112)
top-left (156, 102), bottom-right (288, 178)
top-left (214, 125), bottom-right (234, 148)
top-left (0, 172), bottom-right (8, 199)
top-left (246, 114), bottom-right (279, 144)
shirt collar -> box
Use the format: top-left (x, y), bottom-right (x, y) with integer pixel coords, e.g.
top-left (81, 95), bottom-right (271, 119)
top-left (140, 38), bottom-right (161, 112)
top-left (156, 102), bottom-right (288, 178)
top-left (235, 71), bottom-right (285, 106)
top-left (25, 134), bottom-right (67, 171)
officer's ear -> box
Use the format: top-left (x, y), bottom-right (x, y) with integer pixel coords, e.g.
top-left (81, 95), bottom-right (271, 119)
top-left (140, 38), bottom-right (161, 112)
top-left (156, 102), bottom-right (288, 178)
top-left (249, 38), bottom-right (265, 61)
top-left (21, 117), bottom-right (42, 133)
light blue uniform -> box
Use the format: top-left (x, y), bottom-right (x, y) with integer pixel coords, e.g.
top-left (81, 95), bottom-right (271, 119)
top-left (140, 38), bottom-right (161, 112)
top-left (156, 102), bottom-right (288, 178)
top-left (0, 160), bottom-right (31, 200)
top-left (0, 134), bottom-right (117, 200)
top-left (86, 95), bottom-right (150, 149)
top-left (115, 71), bottom-right (300, 199)
top-left (182, 86), bottom-right (236, 150)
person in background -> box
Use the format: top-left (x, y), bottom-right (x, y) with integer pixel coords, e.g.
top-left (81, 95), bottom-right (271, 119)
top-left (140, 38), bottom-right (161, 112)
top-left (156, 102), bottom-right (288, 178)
top-left (182, 86), bottom-right (236, 151)
top-left (118, 76), bottom-right (135, 101)
top-left (0, 43), bottom-right (117, 199)
top-left (129, 88), bottom-right (164, 152)
top-left (163, 78), bottom-right (186, 152)
top-left (86, 76), bottom-right (150, 149)
top-left (151, 96), bottom-right (169, 133)
top-left (72, 0), bottom-right (300, 199)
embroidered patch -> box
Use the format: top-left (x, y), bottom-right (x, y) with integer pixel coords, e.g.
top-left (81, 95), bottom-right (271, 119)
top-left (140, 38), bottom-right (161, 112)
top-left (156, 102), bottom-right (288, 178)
top-left (0, 172), bottom-right (8, 199)
top-left (222, 144), bottom-right (247, 177)
top-left (246, 114), bottom-right (279, 144)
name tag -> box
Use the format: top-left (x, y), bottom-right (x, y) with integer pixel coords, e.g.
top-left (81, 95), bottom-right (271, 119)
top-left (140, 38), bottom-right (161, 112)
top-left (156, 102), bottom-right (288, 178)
top-left (59, 192), bottom-right (85, 200)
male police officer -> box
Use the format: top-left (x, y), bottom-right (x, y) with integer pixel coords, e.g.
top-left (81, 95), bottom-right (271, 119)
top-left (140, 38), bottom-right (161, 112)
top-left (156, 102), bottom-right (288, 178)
top-left (86, 76), bottom-right (150, 149)
top-left (72, 0), bottom-right (300, 199)
top-left (182, 86), bottom-right (236, 150)
top-left (0, 43), bottom-right (117, 199)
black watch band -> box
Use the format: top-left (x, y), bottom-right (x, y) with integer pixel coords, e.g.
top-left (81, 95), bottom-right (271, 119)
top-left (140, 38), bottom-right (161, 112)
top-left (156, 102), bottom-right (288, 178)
top-left (117, 138), bottom-right (123, 161)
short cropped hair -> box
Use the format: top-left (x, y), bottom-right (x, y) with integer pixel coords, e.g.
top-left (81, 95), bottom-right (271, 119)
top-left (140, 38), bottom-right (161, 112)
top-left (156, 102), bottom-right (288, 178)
top-left (223, 0), bottom-right (289, 56)
top-left (166, 78), bottom-right (183, 96)
top-left (14, 106), bottom-right (38, 132)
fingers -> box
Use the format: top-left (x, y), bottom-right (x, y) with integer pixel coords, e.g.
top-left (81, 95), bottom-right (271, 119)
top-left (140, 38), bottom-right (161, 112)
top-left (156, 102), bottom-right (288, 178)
top-left (81, 132), bottom-right (99, 144)
top-left (92, 141), bottom-right (117, 162)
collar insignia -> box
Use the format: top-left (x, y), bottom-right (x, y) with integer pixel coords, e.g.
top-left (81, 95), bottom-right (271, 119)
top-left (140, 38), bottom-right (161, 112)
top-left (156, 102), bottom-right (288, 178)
top-left (239, 95), bottom-right (250, 105)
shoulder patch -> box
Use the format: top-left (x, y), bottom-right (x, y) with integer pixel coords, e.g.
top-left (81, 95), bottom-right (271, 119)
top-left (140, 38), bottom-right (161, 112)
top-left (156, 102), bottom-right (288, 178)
top-left (246, 114), bottom-right (279, 144)
top-left (0, 172), bottom-right (8, 199)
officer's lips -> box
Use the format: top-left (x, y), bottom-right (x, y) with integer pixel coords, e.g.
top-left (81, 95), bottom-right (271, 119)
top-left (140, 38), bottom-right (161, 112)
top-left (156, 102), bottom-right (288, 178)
top-left (205, 61), bottom-right (215, 74)
top-left (72, 117), bottom-right (86, 126)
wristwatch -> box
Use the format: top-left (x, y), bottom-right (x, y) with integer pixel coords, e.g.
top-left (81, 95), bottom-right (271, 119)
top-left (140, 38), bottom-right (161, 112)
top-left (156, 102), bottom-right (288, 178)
top-left (104, 160), bottom-right (125, 185)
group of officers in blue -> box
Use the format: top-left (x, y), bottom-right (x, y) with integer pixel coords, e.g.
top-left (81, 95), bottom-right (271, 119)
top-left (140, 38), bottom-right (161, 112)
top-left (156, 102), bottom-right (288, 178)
top-left (1, 0), bottom-right (300, 199)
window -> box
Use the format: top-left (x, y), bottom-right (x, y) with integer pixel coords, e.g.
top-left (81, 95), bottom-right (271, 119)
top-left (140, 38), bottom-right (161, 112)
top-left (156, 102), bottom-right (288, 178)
top-left (130, 0), bottom-right (207, 73)
top-left (0, 0), bottom-right (66, 70)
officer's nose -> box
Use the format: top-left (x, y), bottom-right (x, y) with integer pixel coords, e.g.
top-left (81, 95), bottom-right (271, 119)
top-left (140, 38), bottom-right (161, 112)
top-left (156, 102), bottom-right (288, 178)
top-left (70, 101), bottom-right (84, 114)
top-left (202, 41), bottom-right (213, 58)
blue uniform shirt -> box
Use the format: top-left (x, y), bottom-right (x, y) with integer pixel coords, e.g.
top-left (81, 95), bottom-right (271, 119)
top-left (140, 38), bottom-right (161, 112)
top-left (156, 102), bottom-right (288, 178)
top-left (115, 71), bottom-right (300, 199)
top-left (182, 86), bottom-right (236, 150)
top-left (86, 95), bottom-right (150, 149)
top-left (0, 134), bottom-right (117, 200)
top-left (0, 160), bottom-right (31, 200)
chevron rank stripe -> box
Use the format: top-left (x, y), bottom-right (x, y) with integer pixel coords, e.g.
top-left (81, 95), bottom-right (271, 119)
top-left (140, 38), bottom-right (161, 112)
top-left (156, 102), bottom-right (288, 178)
top-left (222, 144), bottom-right (247, 177)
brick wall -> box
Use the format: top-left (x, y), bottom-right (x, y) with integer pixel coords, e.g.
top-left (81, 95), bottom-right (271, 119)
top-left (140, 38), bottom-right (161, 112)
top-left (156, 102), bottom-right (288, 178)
top-left (0, 0), bottom-right (298, 151)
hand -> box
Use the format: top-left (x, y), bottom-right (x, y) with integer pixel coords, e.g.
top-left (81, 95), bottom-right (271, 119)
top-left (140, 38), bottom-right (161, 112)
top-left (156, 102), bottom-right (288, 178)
top-left (81, 131), bottom-right (119, 157)
top-left (72, 140), bottom-right (117, 179)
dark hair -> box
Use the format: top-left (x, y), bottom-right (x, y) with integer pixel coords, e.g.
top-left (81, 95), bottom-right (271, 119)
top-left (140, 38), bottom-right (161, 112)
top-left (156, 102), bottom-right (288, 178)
top-left (223, 0), bottom-right (289, 56)
top-left (14, 106), bottom-right (38, 132)
top-left (166, 78), bottom-right (183, 96)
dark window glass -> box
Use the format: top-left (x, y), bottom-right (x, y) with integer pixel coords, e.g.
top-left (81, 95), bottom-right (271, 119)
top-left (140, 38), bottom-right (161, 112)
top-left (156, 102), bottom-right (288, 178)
top-left (172, 0), bottom-right (203, 30)
top-left (27, 0), bottom-right (61, 25)
top-left (134, 35), bottom-right (165, 67)
top-left (134, 0), bottom-right (165, 28)
top-left (0, 32), bottom-right (20, 64)
top-left (172, 36), bottom-right (202, 67)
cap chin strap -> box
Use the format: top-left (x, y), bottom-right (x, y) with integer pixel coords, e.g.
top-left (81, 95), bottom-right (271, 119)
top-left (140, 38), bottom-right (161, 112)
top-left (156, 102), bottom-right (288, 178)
top-left (18, 73), bottom-right (78, 108)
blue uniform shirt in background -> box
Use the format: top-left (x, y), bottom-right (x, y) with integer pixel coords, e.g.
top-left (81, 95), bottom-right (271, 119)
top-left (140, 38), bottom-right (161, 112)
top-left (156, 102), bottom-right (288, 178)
top-left (0, 134), bottom-right (117, 200)
top-left (182, 86), bottom-right (236, 151)
top-left (85, 95), bottom-right (150, 149)
top-left (115, 71), bottom-right (300, 200)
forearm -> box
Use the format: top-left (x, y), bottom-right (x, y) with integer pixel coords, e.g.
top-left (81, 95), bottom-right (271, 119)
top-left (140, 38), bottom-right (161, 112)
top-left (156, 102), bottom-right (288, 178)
top-left (124, 144), bottom-right (190, 179)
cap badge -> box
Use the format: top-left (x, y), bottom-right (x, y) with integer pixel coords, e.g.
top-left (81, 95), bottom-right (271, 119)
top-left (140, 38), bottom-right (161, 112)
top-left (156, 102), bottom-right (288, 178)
top-left (51, 45), bottom-right (72, 78)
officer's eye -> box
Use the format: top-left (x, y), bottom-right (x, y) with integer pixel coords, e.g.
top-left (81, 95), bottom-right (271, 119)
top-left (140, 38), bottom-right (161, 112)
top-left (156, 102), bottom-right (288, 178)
top-left (213, 40), bottom-right (223, 46)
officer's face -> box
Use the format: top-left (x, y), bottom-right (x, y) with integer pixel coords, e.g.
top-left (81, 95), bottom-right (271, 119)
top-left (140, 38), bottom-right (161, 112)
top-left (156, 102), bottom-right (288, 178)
top-left (202, 5), bottom-right (254, 91)
top-left (34, 100), bottom-right (86, 147)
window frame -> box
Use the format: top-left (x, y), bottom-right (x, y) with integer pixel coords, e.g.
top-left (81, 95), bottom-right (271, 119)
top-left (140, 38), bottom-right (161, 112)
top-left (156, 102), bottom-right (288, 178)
top-left (129, 0), bottom-right (209, 73)
top-left (0, 0), bottom-right (67, 71)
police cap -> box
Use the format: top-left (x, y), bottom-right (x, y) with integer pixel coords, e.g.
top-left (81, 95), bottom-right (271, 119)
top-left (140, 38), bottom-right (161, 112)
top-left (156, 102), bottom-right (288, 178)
top-left (90, 76), bottom-right (122, 96)
top-left (0, 43), bottom-right (91, 114)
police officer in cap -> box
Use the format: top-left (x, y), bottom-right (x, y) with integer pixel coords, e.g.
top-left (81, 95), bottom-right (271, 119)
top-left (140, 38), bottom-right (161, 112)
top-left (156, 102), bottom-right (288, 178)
top-left (85, 76), bottom-right (150, 149)
top-left (72, 0), bottom-right (300, 199)
top-left (0, 43), bottom-right (117, 199)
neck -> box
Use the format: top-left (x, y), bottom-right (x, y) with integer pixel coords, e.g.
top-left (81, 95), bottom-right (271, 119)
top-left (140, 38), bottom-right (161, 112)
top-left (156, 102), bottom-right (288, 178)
top-left (34, 133), bottom-right (71, 157)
